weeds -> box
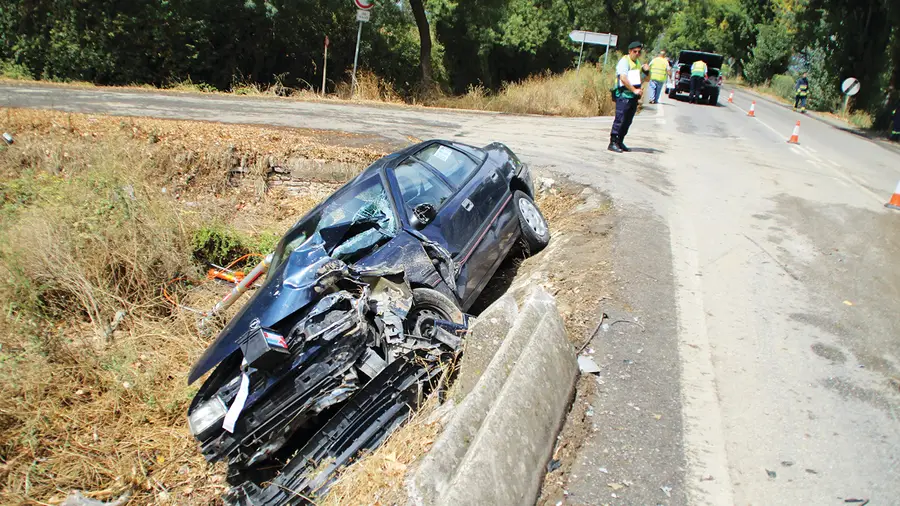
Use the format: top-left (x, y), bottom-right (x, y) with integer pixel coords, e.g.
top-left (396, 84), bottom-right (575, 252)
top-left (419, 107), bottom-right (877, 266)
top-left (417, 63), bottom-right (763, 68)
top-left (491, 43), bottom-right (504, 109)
top-left (0, 60), bottom-right (33, 80)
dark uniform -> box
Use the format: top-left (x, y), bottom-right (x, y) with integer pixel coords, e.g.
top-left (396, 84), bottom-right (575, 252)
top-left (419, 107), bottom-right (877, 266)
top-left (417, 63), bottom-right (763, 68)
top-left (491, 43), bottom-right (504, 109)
top-left (609, 41), bottom-right (645, 153)
top-left (794, 76), bottom-right (809, 113)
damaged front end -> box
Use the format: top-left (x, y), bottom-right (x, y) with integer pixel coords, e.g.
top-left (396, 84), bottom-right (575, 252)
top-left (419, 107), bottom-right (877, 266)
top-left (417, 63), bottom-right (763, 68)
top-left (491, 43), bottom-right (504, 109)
top-left (187, 235), bottom-right (465, 504)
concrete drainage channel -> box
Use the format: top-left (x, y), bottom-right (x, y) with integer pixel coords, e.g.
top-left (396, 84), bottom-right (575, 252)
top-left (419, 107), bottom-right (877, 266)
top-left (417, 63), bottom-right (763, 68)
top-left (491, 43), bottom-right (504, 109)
top-left (407, 287), bottom-right (578, 505)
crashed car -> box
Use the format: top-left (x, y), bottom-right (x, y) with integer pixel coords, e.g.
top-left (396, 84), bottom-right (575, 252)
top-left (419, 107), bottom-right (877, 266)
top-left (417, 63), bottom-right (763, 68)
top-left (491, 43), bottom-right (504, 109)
top-left (186, 140), bottom-right (550, 504)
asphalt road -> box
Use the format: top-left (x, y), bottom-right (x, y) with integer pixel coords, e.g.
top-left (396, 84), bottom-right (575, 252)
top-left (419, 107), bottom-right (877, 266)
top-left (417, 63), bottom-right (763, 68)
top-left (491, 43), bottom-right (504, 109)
top-left (2, 82), bottom-right (898, 505)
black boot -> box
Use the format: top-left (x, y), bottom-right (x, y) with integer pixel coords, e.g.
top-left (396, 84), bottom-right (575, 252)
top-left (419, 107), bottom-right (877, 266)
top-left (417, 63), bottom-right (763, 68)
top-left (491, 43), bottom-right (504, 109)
top-left (608, 137), bottom-right (623, 153)
top-left (617, 138), bottom-right (631, 152)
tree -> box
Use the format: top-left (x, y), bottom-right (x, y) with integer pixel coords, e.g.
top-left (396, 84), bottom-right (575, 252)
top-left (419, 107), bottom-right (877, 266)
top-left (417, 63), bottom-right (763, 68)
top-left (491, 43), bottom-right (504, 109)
top-left (743, 22), bottom-right (792, 84)
top-left (409, 0), bottom-right (434, 90)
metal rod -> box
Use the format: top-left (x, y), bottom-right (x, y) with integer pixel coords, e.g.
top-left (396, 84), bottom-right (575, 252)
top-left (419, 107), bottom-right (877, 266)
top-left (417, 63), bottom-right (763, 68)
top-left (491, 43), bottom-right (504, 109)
top-left (604, 38), bottom-right (611, 66)
top-left (321, 42), bottom-right (328, 95)
top-left (199, 253), bottom-right (273, 329)
top-left (351, 21), bottom-right (363, 97)
top-left (577, 33), bottom-right (586, 71)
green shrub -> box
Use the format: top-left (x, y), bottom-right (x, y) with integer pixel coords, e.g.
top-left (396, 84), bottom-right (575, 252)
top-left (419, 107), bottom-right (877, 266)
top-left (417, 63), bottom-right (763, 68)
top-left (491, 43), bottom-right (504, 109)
top-left (744, 24), bottom-right (792, 85)
top-left (0, 60), bottom-right (33, 80)
top-left (771, 74), bottom-right (796, 101)
top-left (191, 224), bottom-right (277, 267)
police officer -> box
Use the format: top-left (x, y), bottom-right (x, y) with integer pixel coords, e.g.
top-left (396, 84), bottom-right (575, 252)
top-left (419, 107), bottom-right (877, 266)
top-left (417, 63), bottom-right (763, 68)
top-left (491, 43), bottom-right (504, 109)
top-left (609, 41), bottom-right (649, 153)
top-left (689, 59), bottom-right (707, 104)
top-left (794, 72), bottom-right (809, 113)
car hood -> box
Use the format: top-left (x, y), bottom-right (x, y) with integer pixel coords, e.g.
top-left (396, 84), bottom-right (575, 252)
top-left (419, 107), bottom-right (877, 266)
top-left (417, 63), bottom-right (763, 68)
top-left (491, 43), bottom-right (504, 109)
top-left (678, 51), bottom-right (724, 69)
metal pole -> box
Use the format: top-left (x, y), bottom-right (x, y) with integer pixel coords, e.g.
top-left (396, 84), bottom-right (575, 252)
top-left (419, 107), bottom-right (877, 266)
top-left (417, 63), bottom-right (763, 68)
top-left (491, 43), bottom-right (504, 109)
top-left (321, 43), bottom-right (328, 95)
top-left (351, 21), bottom-right (363, 97)
top-left (577, 33), bottom-right (585, 71)
top-left (604, 38), bottom-right (611, 66)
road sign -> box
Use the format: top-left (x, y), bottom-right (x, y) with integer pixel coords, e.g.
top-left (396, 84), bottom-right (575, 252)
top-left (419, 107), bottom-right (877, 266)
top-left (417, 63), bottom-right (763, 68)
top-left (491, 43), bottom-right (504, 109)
top-left (356, 9), bottom-right (371, 21)
top-left (568, 31), bottom-right (618, 68)
top-left (568, 31), bottom-right (618, 47)
top-left (354, 0), bottom-right (374, 10)
top-left (841, 77), bottom-right (860, 96)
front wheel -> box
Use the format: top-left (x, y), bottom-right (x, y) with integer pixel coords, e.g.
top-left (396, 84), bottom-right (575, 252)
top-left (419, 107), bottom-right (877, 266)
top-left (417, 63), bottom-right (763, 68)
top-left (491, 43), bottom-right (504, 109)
top-left (668, 89), bottom-right (677, 99)
top-left (404, 288), bottom-right (464, 338)
top-left (513, 190), bottom-right (550, 254)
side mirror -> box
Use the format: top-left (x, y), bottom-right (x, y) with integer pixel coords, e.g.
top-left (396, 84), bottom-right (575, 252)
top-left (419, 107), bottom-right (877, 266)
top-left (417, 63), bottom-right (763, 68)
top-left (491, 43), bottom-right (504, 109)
top-left (409, 203), bottom-right (436, 229)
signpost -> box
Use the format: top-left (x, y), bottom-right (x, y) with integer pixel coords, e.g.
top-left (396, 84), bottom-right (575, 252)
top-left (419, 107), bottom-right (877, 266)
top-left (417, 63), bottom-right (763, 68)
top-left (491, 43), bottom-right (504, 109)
top-left (568, 30), bottom-right (618, 68)
top-left (351, 0), bottom-right (374, 96)
top-left (321, 36), bottom-right (329, 95)
top-left (841, 77), bottom-right (860, 114)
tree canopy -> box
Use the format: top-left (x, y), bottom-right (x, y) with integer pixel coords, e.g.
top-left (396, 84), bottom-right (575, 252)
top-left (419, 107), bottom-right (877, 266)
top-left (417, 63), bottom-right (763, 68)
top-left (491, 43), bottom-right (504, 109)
top-left (1, 0), bottom-right (897, 120)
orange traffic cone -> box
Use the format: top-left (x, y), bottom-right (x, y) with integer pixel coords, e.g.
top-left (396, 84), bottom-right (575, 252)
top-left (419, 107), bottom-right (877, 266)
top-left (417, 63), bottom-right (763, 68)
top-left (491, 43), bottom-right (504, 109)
top-left (787, 121), bottom-right (800, 144)
top-left (747, 101), bottom-right (756, 117)
top-left (886, 181), bottom-right (900, 210)
top-left (728, 91), bottom-right (734, 103)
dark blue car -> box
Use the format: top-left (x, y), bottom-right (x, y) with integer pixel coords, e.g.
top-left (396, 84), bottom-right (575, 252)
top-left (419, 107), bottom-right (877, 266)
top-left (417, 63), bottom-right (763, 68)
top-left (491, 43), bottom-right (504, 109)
top-left (186, 140), bottom-right (549, 504)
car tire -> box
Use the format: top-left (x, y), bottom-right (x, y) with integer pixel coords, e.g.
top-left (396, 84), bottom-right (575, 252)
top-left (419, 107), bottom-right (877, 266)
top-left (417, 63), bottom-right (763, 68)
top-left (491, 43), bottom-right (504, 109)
top-left (405, 288), bottom-right (465, 337)
top-left (513, 190), bottom-right (550, 254)
top-left (668, 89), bottom-right (677, 99)
top-left (709, 92), bottom-right (719, 105)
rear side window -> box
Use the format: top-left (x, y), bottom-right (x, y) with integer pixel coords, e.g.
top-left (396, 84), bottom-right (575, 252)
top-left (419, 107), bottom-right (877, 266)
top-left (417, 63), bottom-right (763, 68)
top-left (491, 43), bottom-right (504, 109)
top-left (415, 144), bottom-right (478, 184)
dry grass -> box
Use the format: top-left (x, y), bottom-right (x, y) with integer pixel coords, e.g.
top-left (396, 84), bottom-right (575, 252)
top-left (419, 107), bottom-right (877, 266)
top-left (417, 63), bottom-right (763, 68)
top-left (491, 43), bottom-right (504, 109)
top-left (0, 109), bottom-right (388, 505)
top-left (433, 67), bottom-right (616, 117)
top-left (335, 70), bottom-right (405, 103)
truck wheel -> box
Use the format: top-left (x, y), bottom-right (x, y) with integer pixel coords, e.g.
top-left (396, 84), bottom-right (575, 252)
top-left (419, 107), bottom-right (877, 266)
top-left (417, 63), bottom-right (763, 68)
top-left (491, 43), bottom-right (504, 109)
top-left (513, 190), bottom-right (550, 254)
top-left (668, 89), bottom-right (677, 99)
top-left (709, 92), bottom-right (719, 105)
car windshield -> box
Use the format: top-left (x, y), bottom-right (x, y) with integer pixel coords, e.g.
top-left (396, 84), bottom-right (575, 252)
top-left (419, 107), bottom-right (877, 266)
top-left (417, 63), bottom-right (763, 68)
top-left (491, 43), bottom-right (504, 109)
top-left (271, 175), bottom-right (398, 270)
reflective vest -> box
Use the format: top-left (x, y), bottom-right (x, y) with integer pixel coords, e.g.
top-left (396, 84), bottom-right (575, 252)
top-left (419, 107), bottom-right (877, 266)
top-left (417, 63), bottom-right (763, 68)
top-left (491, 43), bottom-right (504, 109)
top-left (649, 57), bottom-right (669, 82)
top-left (691, 60), bottom-right (707, 77)
top-left (616, 56), bottom-right (641, 99)
top-left (797, 83), bottom-right (809, 97)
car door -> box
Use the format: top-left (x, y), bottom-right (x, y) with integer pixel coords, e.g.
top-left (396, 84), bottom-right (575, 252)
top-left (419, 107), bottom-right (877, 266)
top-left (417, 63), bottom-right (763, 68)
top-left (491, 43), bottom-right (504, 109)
top-left (411, 143), bottom-right (511, 305)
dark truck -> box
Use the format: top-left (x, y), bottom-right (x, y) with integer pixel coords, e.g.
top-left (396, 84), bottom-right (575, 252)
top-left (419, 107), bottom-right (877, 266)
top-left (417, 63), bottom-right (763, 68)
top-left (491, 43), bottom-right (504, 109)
top-left (668, 50), bottom-right (724, 105)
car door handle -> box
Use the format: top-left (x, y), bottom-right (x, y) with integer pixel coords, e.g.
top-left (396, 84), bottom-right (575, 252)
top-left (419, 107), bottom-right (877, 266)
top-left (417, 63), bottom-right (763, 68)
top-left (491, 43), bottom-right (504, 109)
top-left (461, 199), bottom-right (474, 211)
top-left (490, 171), bottom-right (500, 182)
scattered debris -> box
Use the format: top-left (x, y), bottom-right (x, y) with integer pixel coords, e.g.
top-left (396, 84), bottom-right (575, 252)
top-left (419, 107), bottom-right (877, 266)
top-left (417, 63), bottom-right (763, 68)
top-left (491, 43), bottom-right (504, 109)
top-left (607, 483), bottom-right (624, 491)
top-left (781, 460), bottom-right (794, 467)
top-left (660, 485), bottom-right (672, 498)
top-left (843, 300), bottom-right (854, 306)
top-left (2, 132), bottom-right (13, 145)
top-left (766, 469), bottom-right (777, 479)
top-left (844, 499), bottom-right (869, 505)
top-left (547, 459), bottom-right (562, 473)
top-left (61, 490), bottom-right (131, 506)
top-left (701, 475), bottom-right (714, 481)
top-left (578, 355), bottom-right (602, 374)
top-left (805, 468), bottom-right (818, 474)
top-left (598, 467), bottom-right (609, 474)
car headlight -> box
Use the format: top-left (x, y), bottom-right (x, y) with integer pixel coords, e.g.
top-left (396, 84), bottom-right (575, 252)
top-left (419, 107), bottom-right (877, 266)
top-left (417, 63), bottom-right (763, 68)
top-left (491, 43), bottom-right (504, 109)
top-left (188, 396), bottom-right (227, 439)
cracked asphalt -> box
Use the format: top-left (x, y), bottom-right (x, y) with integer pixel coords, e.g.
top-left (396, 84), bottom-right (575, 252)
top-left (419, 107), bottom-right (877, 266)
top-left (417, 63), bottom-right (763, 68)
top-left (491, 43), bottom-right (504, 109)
top-left (3, 82), bottom-right (899, 505)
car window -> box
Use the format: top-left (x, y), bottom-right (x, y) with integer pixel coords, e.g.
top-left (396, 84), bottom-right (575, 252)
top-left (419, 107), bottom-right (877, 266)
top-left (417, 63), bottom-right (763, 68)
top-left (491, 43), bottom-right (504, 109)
top-left (415, 144), bottom-right (478, 184)
top-left (393, 160), bottom-right (453, 219)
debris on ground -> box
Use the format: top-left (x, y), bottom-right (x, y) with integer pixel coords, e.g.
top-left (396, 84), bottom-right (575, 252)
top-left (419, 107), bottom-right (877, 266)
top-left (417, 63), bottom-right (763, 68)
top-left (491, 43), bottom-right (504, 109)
top-left (578, 355), bottom-right (602, 374)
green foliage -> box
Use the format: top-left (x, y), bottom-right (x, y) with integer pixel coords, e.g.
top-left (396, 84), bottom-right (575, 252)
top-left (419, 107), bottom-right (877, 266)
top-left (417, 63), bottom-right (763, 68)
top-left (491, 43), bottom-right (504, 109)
top-left (190, 224), bottom-right (276, 267)
top-left (770, 74), bottom-right (796, 101)
top-left (743, 23), bottom-right (792, 85)
top-left (0, 59), bottom-right (33, 80)
top-left (804, 44), bottom-right (841, 112)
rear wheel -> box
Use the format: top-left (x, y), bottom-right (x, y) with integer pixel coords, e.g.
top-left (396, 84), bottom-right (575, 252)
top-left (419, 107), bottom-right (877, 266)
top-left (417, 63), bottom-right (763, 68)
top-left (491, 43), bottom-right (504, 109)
top-left (668, 89), bottom-right (677, 99)
top-left (513, 190), bottom-right (550, 254)
top-left (709, 92), bottom-right (719, 105)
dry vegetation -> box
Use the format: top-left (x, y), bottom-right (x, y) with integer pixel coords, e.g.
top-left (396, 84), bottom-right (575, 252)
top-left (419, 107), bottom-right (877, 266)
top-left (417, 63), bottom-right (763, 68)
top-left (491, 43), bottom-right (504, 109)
top-left (0, 108), bottom-right (387, 505)
top-left (434, 67), bottom-right (617, 117)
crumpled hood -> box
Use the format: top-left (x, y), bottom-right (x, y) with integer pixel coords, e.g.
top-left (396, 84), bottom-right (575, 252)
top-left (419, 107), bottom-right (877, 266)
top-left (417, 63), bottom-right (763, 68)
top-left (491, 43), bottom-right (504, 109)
top-left (188, 234), bottom-right (347, 384)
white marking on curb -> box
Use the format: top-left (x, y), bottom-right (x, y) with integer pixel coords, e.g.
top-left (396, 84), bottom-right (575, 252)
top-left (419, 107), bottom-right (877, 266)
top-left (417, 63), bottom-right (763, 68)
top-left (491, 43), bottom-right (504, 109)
top-left (669, 210), bottom-right (735, 505)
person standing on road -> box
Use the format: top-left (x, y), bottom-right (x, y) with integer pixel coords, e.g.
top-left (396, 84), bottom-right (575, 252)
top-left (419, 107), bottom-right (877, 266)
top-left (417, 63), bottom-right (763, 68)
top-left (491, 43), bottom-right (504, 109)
top-left (794, 72), bottom-right (810, 113)
top-left (892, 104), bottom-right (900, 141)
top-left (689, 59), bottom-right (707, 104)
top-left (609, 41), bottom-right (649, 153)
top-left (648, 50), bottom-right (671, 104)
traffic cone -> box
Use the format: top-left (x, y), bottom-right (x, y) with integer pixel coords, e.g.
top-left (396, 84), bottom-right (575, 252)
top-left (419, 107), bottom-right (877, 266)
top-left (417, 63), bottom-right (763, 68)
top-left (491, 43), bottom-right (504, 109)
top-left (728, 91), bottom-right (734, 103)
top-left (747, 101), bottom-right (756, 117)
top-left (787, 121), bottom-right (800, 144)
top-left (886, 181), bottom-right (900, 210)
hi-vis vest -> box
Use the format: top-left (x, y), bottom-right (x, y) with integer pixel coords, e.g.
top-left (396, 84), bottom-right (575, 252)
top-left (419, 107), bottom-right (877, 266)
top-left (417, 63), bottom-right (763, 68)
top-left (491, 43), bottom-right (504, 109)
top-left (649, 57), bottom-right (668, 81)
top-left (617, 56), bottom-right (640, 88)
top-left (691, 60), bottom-right (707, 77)
top-left (797, 83), bottom-right (809, 96)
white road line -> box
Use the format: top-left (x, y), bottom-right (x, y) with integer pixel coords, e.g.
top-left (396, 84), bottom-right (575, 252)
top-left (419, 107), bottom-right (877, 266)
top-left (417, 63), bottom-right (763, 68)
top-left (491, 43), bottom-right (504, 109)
top-left (669, 210), bottom-right (735, 506)
top-left (726, 100), bottom-right (789, 141)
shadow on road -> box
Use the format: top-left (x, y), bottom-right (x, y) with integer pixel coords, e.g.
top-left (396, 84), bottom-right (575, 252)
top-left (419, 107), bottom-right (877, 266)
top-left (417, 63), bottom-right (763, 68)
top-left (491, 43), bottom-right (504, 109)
top-left (628, 147), bottom-right (664, 154)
